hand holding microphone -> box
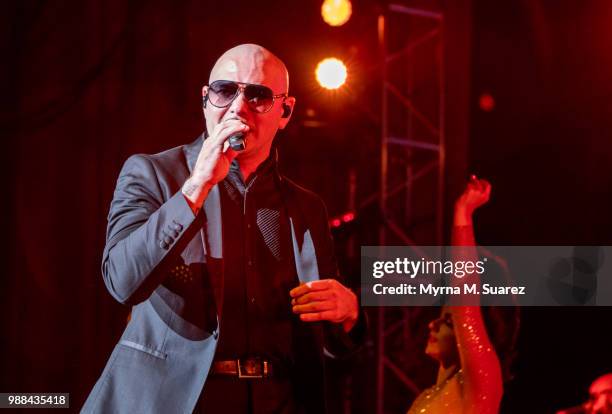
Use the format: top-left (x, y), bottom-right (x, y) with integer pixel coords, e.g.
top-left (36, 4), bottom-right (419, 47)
top-left (227, 115), bottom-right (248, 151)
top-left (181, 118), bottom-right (249, 212)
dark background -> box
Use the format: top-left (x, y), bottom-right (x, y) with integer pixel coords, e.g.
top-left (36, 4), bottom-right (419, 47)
top-left (2, 0), bottom-right (612, 413)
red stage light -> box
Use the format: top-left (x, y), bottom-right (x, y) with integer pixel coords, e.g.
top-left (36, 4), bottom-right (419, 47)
top-left (330, 211), bottom-right (356, 228)
top-left (479, 93), bottom-right (495, 112)
top-left (342, 212), bottom-right (355, 222)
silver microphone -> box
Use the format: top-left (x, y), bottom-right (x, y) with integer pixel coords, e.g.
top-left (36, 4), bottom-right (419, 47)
top-left (228, 132), bottom-right (246, 151)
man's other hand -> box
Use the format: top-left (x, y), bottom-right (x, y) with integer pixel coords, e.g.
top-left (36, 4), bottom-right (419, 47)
top-left (290, 279), bottom-right (358, 333)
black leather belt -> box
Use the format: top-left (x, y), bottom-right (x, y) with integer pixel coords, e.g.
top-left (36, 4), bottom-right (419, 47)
top-left (211, 358), bottom-right (272, 379)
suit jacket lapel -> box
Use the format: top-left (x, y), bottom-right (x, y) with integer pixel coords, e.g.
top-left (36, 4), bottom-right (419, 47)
top-left (184, 136), bottom-right (322, 316)
top-left (289, 218), bottom-right (319, 283)
top-left (280, 179), bottom-right (320, 284)
top-left (183, 135), bottom-right (225, 318)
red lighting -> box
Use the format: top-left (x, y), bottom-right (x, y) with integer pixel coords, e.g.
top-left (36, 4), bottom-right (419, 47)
top-left (479, 93), bottom-right (495, 112)
top-left (330, 211), bottom-right (356, 228)
top-left (342, 212), bottom-right (355, 222)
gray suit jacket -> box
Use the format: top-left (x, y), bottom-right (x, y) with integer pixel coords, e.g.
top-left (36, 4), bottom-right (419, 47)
top-left (82, 136), bottom-right (351, 414)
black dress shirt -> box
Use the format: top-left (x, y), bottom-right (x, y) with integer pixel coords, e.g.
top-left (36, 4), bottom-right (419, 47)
top-left (197, 157), bottom-right (306, 413)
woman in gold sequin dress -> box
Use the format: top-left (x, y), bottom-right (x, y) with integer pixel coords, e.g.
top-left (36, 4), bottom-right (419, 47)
top-left (407, 177), bottom-right (510, 414)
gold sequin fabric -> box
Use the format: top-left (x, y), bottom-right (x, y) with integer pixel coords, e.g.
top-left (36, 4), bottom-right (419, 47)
top-left (407, 370), bottom-right (464, 414)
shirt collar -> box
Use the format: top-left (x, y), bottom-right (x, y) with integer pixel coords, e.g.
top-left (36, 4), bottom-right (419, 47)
top-left (228, 149), bottom-right (279, 187)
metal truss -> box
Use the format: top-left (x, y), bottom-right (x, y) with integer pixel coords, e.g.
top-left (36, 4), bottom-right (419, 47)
top-left (376, 4), bottom-right (446, 413)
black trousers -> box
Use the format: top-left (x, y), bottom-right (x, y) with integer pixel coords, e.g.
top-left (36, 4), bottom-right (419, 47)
top-left (194, 376), bottom-right (305, 414)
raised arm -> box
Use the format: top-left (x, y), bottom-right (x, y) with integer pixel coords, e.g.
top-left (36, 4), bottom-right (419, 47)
top-left (102, 155), bottom-right (203, 305)
top-left (103, 123), bottom-right (244, 305)
top-left (450, 177), bottom-right (503, 414)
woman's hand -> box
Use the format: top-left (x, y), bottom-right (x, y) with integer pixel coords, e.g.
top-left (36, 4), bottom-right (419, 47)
top-left (454, 175), bottom-right (491, 226)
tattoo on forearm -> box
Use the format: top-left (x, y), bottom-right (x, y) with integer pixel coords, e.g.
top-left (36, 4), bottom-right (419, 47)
top-left (182, 182), bottom-right (199, 197)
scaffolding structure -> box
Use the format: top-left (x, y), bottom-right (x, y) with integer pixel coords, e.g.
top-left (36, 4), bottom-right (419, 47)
top-left (376, 4), bottom-right (446, 413)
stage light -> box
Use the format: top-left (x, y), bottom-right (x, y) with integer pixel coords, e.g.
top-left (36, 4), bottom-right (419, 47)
top-left (321, 0), bottom-right (352, 27)
top-left (315, 58), bottom-right (347, 90)
top-left (342, 212), bottom-right (355, 222)
top-left (329, 211), bottom-right (356, 228)
top-left (479, 93), bottom-right (495, 112)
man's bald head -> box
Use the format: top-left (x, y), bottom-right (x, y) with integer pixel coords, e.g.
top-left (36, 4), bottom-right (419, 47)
top-left (202, 44), bottom-right (296, 169)
top-left (209, 44), bottom-right (289, 93)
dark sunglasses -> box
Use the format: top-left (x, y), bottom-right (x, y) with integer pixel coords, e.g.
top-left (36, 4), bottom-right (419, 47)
top-left (205, 80), bottom-right (288, 113)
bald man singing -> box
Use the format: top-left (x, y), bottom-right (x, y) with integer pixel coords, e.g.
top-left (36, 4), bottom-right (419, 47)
top-left (82, 44), bottom-right (365, 414)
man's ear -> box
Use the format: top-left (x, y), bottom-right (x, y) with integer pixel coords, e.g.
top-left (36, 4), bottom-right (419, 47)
top-left (202, 85), bottom-right (208, 108)
top-left (278, 96), bottom-right (296, 130)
